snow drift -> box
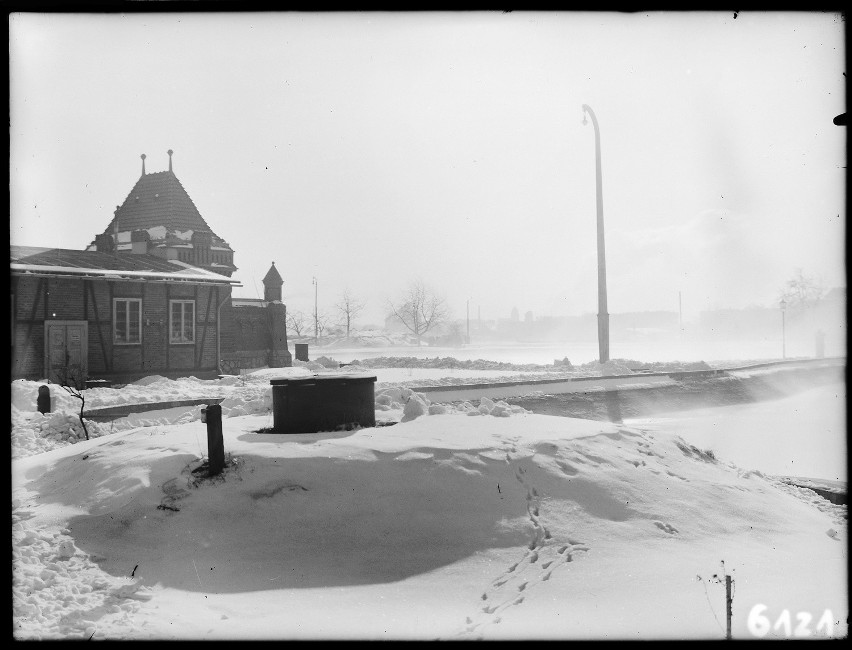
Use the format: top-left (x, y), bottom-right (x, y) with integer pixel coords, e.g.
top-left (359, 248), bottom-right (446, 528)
top-left (12, 410), bottom-right (847, 640)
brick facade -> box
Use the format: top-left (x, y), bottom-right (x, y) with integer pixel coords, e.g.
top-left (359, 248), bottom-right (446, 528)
top-left (219, 302), bottom-right (292, 373)
top-left (11, 275), bottom-right (231, 382)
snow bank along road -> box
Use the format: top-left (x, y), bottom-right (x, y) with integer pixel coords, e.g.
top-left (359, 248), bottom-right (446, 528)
top-left (407, 357), bottom-right (844, 403)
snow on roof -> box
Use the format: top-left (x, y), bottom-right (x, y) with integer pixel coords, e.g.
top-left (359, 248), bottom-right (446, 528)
top-left (10, 260), bottom-right (240, 285)
top-left (147, 225), bottom-right (168, 239)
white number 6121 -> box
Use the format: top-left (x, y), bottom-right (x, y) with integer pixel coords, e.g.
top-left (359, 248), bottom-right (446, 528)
top-left (747, 604), bottom-right (835, 638)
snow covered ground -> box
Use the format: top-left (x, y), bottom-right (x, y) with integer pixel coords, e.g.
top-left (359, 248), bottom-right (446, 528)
top-left (628, 383), bottom-right (846, 482)
top-left (11, 365), bottom-right (848, 640)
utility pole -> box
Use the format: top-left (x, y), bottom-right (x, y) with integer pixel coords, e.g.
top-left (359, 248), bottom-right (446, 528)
top-left (313, 276), bottom-right (318, 341)
top-left (582, 104), bottom-right (610, 363)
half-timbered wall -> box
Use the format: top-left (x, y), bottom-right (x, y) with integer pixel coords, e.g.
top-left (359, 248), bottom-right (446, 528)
top-left (11, 276), bottom-right (228, 381)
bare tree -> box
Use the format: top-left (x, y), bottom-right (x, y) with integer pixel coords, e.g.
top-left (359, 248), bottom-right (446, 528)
top-left (387, 279), bottom-right (450, 345)
top-left (316, 309), bottom-right (339, 338)
top-left (445, 319), bottom-right (465, 346)
top-left (286, 310), bottom-right (310, 337)
top-left (56, 364), bottom-right (90, 441)
top-left (779, 269), bottom-right (826, 312)
top-left (335, 289), bottom-right (366, 338)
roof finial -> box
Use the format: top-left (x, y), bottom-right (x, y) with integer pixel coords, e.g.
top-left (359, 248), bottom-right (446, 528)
top-left (141, 153), bottom-right (146, 175)
top-left (167, 149), bottom-right (174, 173)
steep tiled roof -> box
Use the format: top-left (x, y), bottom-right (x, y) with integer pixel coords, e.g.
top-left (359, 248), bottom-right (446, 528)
top-left (10, 246), bottom-right (239, 286)
top-left (99, 170), bottom-right (226, 243)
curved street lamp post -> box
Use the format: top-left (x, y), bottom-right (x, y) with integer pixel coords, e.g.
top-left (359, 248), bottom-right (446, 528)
top-left (312, 276), bottom-right (318, 341)
top-left (582, 104), bottom-right (610, 363)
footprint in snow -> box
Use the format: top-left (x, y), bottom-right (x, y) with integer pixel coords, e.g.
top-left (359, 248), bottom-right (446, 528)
top-left (653, 521), bottom-right (679, 535)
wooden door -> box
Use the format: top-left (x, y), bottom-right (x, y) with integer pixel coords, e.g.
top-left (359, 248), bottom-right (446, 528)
top-left (45, 321), bottom-right (88, 386)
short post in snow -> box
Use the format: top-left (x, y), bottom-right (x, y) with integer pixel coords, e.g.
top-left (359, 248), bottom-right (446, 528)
top-left (200, 404), bottom-right (225, 476)
top-left (37, 385), bottom-right (51, 414)
top-left (725, 574), bottom-right (733, 639)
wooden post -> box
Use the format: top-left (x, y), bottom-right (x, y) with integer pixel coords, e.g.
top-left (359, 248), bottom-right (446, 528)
top-left (725, 574), bottom-right (733, 639)
top-left (203, 404), bottom-right (224, 476)
top-left (37, 385), bottom-right (51, 414)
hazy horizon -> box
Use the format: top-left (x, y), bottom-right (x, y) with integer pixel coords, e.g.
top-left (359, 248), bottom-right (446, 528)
top-left (9, 11), bottom-right (846, 326)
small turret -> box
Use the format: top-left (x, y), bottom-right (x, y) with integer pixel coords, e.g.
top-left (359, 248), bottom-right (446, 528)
top-left (263, 262), bottom-right (284, 303)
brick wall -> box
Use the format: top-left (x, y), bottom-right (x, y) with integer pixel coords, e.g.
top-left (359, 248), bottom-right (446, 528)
top-left (218, 302), bottom-right (292, 372)
top-left (11, 275), bottom-right (229, 381)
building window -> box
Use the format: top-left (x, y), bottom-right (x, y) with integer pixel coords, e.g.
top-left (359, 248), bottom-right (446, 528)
top-left (113, 298), bottom-right (142, 344)
top-left (170, 300), bottom-right (195, 344)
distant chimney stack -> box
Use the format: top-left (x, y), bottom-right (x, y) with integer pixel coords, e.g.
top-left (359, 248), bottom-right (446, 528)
top-left (113, 206), bottom-right (120, 256)
top-left (168, 149), bottom-right (174, 172)
top-left (141, 153), bottom-right (146, 175)
top-left (130, 229), bottom-right (151, 255)
top-left (95, 233), bottom-right (115, 253)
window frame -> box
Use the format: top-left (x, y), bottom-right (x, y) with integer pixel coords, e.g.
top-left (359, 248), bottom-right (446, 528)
top-left (169, 299), bottom-right (196, 345)
top-left (113, 298), bottom-right (142, 345)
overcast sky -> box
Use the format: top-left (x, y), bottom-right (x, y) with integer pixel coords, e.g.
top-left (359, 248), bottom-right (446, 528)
top-left (9, 11), bottom-right (846, 326)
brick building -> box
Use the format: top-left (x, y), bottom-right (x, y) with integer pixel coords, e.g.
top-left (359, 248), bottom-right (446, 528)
top-left (11, 246), bottom-right (239, 383)
top-left (10, 150), bottom-right (291, 382)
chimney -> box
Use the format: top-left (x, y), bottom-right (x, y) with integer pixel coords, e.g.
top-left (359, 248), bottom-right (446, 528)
top-left (130, 229), bottom-right (151, 255)
top-left (191, 230), bottom-right (212, 266)
top-left (94, 233), bottom-right (115, 253)
top-left (141, 153), bottom-right (146, 175)
top-left (113, 206), bottom-right (120, 256)
top-left (168, 149), bottom-right (174, 173)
